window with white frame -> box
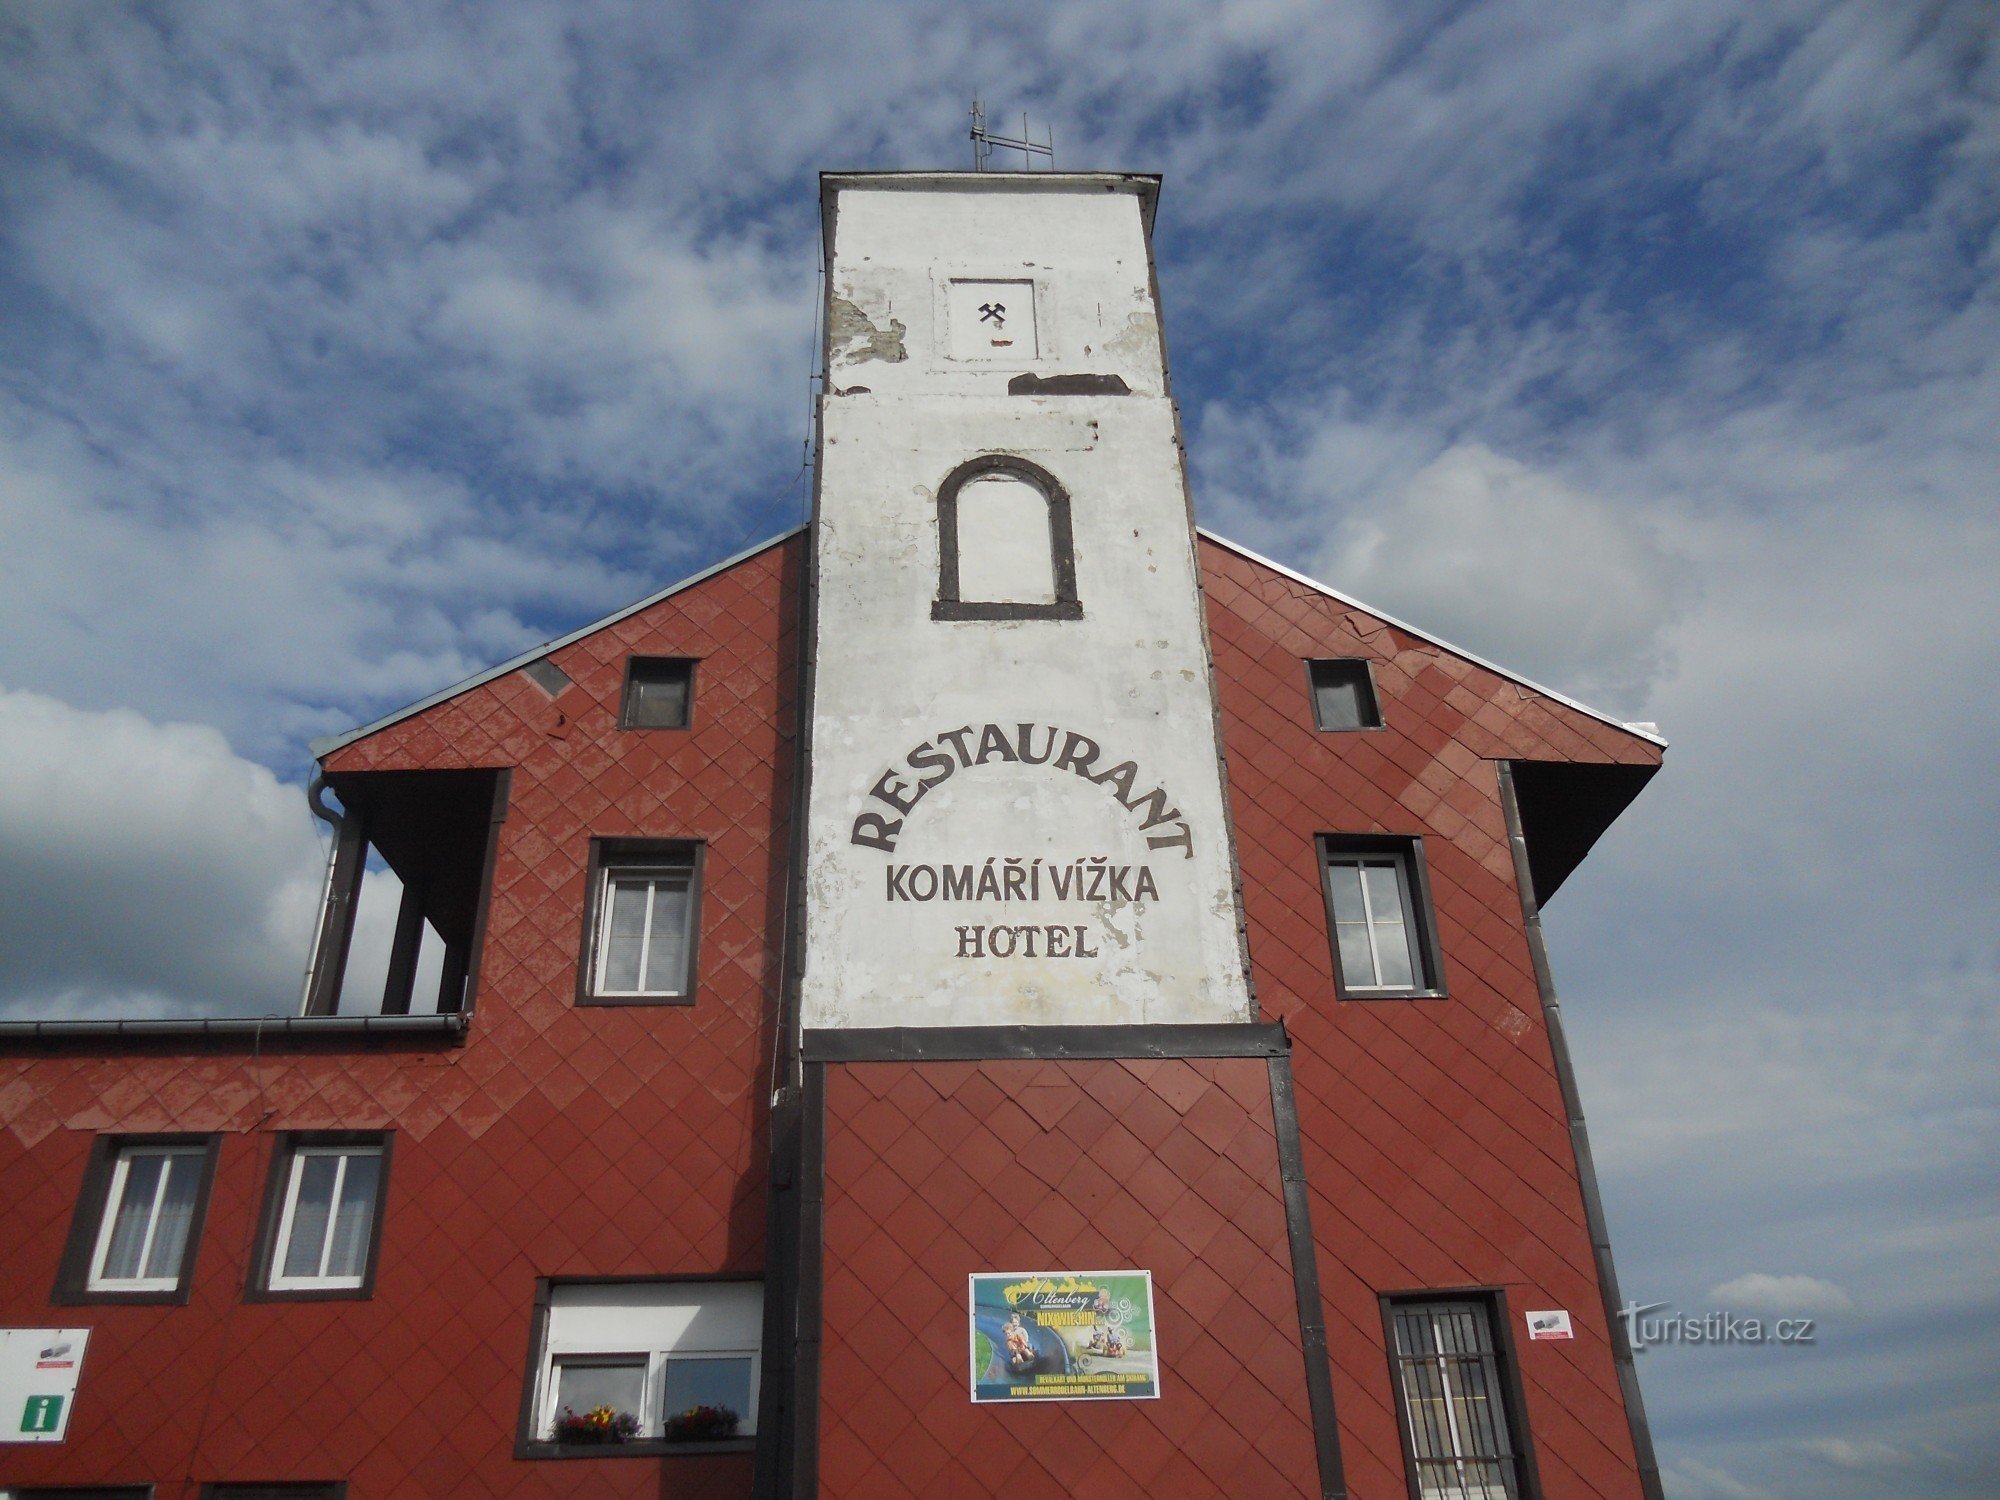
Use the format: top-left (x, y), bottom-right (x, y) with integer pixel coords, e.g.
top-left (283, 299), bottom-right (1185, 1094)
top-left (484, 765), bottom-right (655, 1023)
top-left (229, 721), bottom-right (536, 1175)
top-left (86, 1143), bottom-right (210, 1293)
top-left (584, 843), bottom-right (699, 1002)
top-left (531, 1280), bottom-right (762, 1445)
top-left (1321, 836), bottom-right (1443, 997)
top-left (264, 1140), bottom-right (387, 1292)
top-left (1387, 1298), bottom-right (1527, 1500)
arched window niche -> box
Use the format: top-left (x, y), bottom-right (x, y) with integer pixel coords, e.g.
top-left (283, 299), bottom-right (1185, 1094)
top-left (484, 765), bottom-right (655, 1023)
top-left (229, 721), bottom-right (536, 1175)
top-left (931, 454), bottom-right (1082, 621)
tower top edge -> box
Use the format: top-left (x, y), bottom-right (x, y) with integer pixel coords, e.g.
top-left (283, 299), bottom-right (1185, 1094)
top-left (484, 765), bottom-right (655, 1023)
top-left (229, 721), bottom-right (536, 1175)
top-left (818, 172), bottom-right (1161, 246)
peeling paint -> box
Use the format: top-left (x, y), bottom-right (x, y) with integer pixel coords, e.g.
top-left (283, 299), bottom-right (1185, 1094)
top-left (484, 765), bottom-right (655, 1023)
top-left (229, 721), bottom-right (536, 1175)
top-left (1007, 372), bottom-right (1131, 396)
top-left (801, 180), bottom-right (1250, 1031)
top-left (1104, 308), bottom-right (1159, 365)
top-left (828, 295), bottom-right (908, 365)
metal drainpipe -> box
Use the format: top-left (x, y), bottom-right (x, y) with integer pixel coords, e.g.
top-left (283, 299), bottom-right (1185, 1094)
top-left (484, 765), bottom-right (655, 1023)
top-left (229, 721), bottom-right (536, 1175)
top-left (299, 766), bottom-right (344, 1016)
top-left (1496, 760), bottom-right (1665, 1500)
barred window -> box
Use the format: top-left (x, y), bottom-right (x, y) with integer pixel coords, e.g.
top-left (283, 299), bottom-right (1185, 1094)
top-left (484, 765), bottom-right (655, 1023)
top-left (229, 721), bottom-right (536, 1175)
top-left (1388, 1299), bottom-right (1527, 1500)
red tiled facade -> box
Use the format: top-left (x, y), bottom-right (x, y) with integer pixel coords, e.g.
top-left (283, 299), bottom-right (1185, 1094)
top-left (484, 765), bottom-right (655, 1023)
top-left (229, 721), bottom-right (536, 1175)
top-left (0, 535), bottom-right (801, 1498)
top-left (1201, 535), bottom-right (1661, 1498)
top-left (0, 528), bottom-right (1660, 1497)
top-left (818, 1058), bottom-right (1320, 1498)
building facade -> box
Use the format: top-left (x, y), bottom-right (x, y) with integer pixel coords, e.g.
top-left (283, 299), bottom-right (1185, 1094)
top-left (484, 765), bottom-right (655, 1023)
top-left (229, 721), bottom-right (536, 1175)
top-left (0, 173), bottom-right (1665, 1499)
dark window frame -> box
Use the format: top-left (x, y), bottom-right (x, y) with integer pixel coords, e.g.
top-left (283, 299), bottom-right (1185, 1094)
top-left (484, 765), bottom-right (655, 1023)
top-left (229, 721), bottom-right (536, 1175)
top-left (1318, 834), bottom-right (1448, 1000)
top-left (516, 1273), bottom-right (763, 1461)
top-left (54, 1133), bottom-right (222, 1306)
top-left (1379, 1289), bottom-right (1542, 1500)
top-left (12, 1487), bottom-right (156, 1499)
top-left (1305, 657), bottom-right (1385, 731)
top-left (575, 838), bottom-right (706, 1007)
top-left (618, 656), bottom-right (697, 731)
top-left (931, 454), bottom-right (1082, 621)
top-left (245, 1131), bottom-right (394, 1303)
top-left (198, 1485), bottom-right (348, 1500)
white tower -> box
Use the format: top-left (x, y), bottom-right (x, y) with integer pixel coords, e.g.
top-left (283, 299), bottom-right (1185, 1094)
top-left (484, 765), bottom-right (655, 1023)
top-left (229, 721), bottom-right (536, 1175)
top-left (798, 173), bottom-right (1251, 1030)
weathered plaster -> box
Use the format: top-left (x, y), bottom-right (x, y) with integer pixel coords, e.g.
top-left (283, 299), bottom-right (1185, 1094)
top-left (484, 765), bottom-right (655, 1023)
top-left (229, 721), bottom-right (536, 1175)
top-left (828, 295), bottom-right (907, 365)
top-left (800, 178), bottom-right (1252, 1030)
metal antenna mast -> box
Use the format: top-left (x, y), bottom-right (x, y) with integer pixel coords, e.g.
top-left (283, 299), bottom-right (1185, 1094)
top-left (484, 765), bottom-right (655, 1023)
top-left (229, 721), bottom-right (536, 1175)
top-left (969, 98), bottom-right (1054, 171)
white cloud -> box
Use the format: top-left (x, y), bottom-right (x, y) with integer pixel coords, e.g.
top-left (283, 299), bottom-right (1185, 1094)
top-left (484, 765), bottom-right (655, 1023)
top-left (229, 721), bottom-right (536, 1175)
top-left (1707, 1273), bottom-right (1855, 1316)
top-left (0, 686), bottom-right (426, 1020)
top-left (0, 686), bottom-right (325, 1018)
top-left (1316, 442), bottom-right (1693, 709)
top-left (1796, 1437), bottom-right (1924, 1472)
top-left (1662, 1457), bottom-right (1776, 1500)
top-left (1, 2), bottom-right (1996, 1494)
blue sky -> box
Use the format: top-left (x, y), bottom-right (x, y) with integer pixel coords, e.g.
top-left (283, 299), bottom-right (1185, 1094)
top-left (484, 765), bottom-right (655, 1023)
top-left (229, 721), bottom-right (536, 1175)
top-left (2, 3), bottom-right (1995, 1495)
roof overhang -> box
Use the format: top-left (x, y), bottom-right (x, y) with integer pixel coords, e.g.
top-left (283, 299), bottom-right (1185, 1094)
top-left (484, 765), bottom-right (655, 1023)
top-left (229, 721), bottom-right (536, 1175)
top-left (1508, 759), bottom-right (1658, 902)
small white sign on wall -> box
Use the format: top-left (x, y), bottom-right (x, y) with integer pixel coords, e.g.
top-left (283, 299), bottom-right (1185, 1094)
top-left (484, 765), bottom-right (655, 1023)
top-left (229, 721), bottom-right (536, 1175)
top-left (949, 279), bottom-right (1037, 361)
top-left (1525, 1309), bottom-right (1574, 1341)
top-left (0, 1328), bottom-right (89, 1442)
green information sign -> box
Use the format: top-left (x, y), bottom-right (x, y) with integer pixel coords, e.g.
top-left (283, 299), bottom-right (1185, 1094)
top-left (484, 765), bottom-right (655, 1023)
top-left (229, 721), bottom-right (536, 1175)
top-left (21, 1393), bottom-right (64, 1433)
top-left (968, 1270), bottom-right (1160, 1403)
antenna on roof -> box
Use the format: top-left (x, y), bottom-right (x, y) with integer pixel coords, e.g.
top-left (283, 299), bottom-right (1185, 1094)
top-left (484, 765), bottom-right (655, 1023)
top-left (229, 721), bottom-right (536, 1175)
top-left (970, 98), bottom-right (1054, 172)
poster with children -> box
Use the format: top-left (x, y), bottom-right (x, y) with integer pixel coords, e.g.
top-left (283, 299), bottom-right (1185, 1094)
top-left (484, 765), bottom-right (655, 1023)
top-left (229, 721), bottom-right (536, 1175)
top-left (968, 1270), bottom-right (1159, 1402)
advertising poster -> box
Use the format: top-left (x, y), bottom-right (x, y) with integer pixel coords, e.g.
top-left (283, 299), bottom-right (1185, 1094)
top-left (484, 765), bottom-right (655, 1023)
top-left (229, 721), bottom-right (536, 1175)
top-left (969, 1271), bottom-right (1159, 1403)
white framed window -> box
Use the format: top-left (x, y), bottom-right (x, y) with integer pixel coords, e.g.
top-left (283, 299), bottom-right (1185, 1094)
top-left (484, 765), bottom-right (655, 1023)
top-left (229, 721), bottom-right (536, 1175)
top-left (266, 1142), bottom-right (387, 1292)
top-left (529, 1280), bottom-right (762, 1446)
top-left (583, 843), bottom-right (700, 1003)
top-left (1387, 1297), bottom-right (1528, 1500)
top-left (548, 1353), bottom-right (648, 1429)
top-left (86, 1144), bottom-right (209, 1293)
top-left (1321, 836), bottom-right (1443, 997)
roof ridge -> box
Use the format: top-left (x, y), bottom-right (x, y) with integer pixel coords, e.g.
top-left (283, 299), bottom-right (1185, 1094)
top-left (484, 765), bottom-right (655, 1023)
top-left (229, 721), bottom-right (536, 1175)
top-left (311, 526), bottom-right (806, 762)
top-left (1196, 528), bottom-right (1668, 749)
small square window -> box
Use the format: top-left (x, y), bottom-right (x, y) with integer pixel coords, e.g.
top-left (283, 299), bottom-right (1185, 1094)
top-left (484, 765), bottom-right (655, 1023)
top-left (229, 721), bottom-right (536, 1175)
top-left (581, 842), bottom-right (702, 1004)
top-left (620, 657), bottom-right (694, 729)
top-left (1308, 659), bottom-right (1382, 730)
top-left (56, 1136), bottom-right (219, 1304)
top-left (524, 1280), bottom-right (763, 1452)
top-left (254, 1137), bottom-right (391, 1297)
top-left (1320, 836), bottom-right (1444, 997)
top-left (1384, 1296), bottom-right (1531, 1500)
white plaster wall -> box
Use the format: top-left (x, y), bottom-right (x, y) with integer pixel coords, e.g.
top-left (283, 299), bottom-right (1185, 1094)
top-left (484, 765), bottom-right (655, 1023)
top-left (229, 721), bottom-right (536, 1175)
top-left (824, 177), bottom-right (1166, 398)
top-left (801, 179), bottom-right (1250, 1030)
top-left (954, 475), bottom-right (1057, 604)
top-left (546, 1281), bottom-right (763, 1354)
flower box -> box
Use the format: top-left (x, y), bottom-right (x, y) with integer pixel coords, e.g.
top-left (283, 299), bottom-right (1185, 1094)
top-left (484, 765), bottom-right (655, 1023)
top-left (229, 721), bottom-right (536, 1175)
top-left (662, 1404), bottom-right (740, 1443)
top-left (553, 1405), bottom-right (640, 1445)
